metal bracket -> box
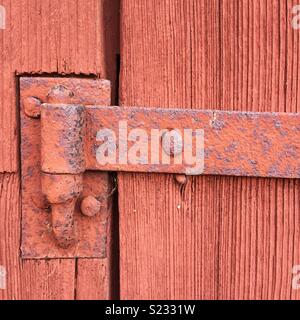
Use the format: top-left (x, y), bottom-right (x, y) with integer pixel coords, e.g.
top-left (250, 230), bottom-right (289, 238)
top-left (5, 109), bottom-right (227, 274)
top-left (20, 77), bottom-right (112, 259)
top-left (20, 77), bottom-right (300, 258)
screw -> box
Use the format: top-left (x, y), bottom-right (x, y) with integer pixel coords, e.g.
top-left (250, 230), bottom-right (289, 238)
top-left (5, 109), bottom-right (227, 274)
top-left (81, 196), bottom-right (101, 217)
top-left (162, 130), bottom-right (183, 156)
top-left (24, 97), bottom-right (41, 118)
top-left (175, 174), bottom-right (187, 185)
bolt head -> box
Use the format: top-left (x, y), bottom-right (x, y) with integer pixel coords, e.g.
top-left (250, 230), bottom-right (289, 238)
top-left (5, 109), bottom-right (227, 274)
top-left (24, 97), bottom-right (41, 118)
top-left (175, 174), bottom-right (188, 185)
top-left (162, 130), bottom-right (183, 156)
top-left (81, 196), bottom-right (101, 217)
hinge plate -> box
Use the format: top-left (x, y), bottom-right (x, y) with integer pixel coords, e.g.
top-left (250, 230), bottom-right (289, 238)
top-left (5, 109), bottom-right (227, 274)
top-left (20, 77), bottom-right (112, 259)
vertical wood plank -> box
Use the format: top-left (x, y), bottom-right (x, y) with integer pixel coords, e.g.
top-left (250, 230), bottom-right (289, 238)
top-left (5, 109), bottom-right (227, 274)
top-left (0, 173), bottom-right (22, 300)
top-left (0, 174), bottom-right (76, 300)
top-left (0, 0), bottom-right (120, 172)
top-left (21, 260), bottom-right (76, 300)
top-left (119, 0), bottom-right (300, 299)
top-left (0, 0), bottom-right (119, 300)
top-left (76, 259), bottom-right (109, 300)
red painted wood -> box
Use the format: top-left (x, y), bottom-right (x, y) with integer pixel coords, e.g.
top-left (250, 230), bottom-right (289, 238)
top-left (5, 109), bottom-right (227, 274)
top-left (119, 0), bottom-right (300, 299)
top-left (0, 0), bottom-right (119, 300)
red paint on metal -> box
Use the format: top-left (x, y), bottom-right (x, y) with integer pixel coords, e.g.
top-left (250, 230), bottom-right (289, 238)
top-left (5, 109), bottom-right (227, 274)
top-left (41, 173), bottom-right (83, 248)
top-left (81, 196), bottom-right (102, 217)
top-left (23, 96), bottom-right (42, 118)
top-left (20, 77), bottom-right (300, 257)
top-left (42, 103), bottom-right (300, 179)
top-left (20, 77), bottom-right (112, 259)
top-left (86, 106), bottom-right (300, 179)
top-left (41, 104), bottom-right (86, 174)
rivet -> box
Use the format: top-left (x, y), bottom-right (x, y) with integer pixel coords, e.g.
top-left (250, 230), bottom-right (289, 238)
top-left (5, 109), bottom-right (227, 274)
top-left (81, 196), bottom-right (101, 217)
top-left (162, 130), bottom-right (183, 156)
top-left (175, 174), bottom-right (187, 185)
top-left (24, 97), bottom-right (41, 118)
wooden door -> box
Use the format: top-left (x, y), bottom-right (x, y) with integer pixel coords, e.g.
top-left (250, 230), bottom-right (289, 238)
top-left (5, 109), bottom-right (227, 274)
top-left (119, 0), bottom-right (300, 299)
top-left (1, 0), bottom-right (300, 301)
top-left (0, 0), bottom-right (119, 300)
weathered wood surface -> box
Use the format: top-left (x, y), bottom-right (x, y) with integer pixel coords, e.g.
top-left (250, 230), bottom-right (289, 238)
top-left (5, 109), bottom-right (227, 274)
top-left (119, 0), bottom-right (300, 299)
top-left (0, 0), bottom-right (119, 300)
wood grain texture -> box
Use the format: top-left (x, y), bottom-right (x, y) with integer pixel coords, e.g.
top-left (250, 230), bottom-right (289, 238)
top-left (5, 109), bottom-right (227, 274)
top-left (119, 0), bottom-right (300, 299)
top-left (0, 173), bottom-right (22, 300)
top-left (76, 259), bottom-right (109, 300)
top-left (0, 0), bottom-right (120, 172)
top-left (0, 174), bottom-right (75, 300)
top-left (0, 0), bottom-right (119, 300)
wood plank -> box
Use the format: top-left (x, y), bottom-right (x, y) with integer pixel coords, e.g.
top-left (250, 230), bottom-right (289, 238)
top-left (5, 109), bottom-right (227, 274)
top-left (0, 173), bottom-right (22, 299)
top-left (0, 173), bottom-right (76, 300)
top-left (21, 260), bottom-right (76, 300)
top-left (119, 0), bottom-right (300, 299)
top-left (76, 259), bottom-right (109, 300)
top-left (0, 0), bottom-right (119, 172)
top-left (0, 0), bottom-right (119, 299)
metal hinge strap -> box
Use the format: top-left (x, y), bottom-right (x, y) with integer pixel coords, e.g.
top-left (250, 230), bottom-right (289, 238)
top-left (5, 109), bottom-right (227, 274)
top-left (20, 77), bottom-right (300, 259)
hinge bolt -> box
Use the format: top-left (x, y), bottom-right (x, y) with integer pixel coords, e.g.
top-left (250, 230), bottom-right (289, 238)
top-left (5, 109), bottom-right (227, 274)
top-left (81, 196), bottom-right (101, 217)
top-left (162, 130), bottom-right (183, 156)
top-left (24, 97), bottom-right (41, 118)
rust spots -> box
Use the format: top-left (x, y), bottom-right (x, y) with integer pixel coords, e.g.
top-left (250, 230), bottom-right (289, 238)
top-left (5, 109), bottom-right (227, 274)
top-left (41, 174), bottom-right (83, 249)
top-left (20, 76), bottom-right (300, 259)
top-left (20, 77), bottom-right (112, 259)
top-left (41, 104), bottom-right (86, 174)
top-left (86, 106), bottom-right (300, 179)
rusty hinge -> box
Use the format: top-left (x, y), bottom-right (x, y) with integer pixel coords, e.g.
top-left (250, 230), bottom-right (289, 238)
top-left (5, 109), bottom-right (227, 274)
top-left (21, 78), bottom-right (112, 259)
top-left (20, 77), bottom-right (300, 258)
